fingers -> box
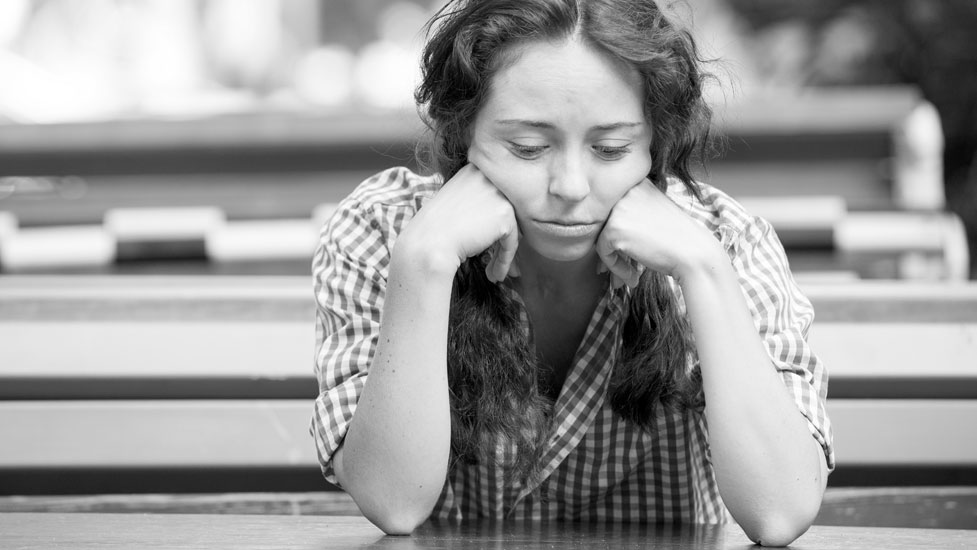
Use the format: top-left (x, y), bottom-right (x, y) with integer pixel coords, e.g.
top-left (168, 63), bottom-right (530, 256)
top-left (605, 254), bottom-right (640, 290)
top-left (440, 163), bottom-right (522, 282)
top-left (596, 235), bottom-right (641, 290)
top-left (485, 223), bottom-right (519, 283)
top-left (498, 224), bottom-right (521, 280)
top-left (467, 163), bottom-right (519, 284)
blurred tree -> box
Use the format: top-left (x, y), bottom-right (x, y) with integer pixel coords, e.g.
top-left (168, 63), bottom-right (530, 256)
top-left (728, 0), bottom-right (977, 277)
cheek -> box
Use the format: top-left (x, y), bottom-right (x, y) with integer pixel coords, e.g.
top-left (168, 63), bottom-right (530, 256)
top-left (629, 149), bottom-right (653, 182)
top-left (486, 165), bottom-right (547, 214)
top-left (468, 139), bottom-right (546, 211)
top-left (594, 155), bottom-right (652, 204)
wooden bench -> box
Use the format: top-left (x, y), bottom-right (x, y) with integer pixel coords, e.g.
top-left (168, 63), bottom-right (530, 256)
top-left (0, 276), bottom-right (974, 480)
top-left (2, 86), bottom-right (960, 281)
top-left (1, 276), bottom-right (975, 527)
top-left (0, 202), bottom-right (967, 280)
top-left (0, 86), bottom-right (940, 223)
top-left (707, 86), bottom-right (945, 211)
top-left (739, 197), bottom-right (969, 281)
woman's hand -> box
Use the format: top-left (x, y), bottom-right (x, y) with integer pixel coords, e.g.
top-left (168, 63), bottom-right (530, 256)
top-left (596, 179), bottom-right (722, 287)
top-left (399, 163), bottom-right (519, 282)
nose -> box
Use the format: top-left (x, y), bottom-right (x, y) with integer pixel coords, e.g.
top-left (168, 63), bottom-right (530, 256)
top-left (548, 152), bottom-right (590, 202)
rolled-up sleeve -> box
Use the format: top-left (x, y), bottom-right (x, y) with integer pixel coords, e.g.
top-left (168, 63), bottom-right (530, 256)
top-left (310, 196), bottom-right (390, 486)
top-left (724, 216), bottom-right (835, 471)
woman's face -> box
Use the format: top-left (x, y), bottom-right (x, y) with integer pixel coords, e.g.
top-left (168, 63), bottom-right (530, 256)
top-left (468, 37), bottom-right (652, 263)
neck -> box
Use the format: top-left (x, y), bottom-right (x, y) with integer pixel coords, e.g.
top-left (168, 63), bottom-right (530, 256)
top-left (512, 246), bottom-right (606, 300)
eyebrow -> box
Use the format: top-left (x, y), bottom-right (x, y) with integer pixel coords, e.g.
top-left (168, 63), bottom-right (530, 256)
top-left (494, 119), bottom-right (644, 132)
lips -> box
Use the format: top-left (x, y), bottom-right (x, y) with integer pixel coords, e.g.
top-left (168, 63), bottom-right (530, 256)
top-left (540, 219), bottom-right (597, 226)
top-left (533, 219), bottom-right (601, 238)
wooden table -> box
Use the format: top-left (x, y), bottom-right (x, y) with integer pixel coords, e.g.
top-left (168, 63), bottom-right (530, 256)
top-left (0, 513), bottom-right (974, 549)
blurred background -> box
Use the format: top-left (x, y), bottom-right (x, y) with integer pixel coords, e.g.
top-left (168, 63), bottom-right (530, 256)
top-left (0, 0), bottom-right (973, 280)
top-left (1, 0), bottom-right (976, 530)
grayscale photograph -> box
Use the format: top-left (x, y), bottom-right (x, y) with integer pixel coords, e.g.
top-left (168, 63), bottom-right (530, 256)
top-left (1, 1), bottom-right (975, 548)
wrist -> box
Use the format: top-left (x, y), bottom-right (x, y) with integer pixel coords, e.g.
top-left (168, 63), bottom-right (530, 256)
top-left (391, 230), bottom-right (460, 283)
top-left (673, 237), bottom-right (730, 289)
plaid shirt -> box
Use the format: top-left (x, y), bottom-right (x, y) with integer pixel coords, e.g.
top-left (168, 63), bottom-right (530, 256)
top-left (311, 167), bottom-right (834, 523)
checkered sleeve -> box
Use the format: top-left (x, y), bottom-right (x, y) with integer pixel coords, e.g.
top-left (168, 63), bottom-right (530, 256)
top-left (726, 216), bottom-right (836, 471)
top-left (310, 193), bottom-right (390, 487)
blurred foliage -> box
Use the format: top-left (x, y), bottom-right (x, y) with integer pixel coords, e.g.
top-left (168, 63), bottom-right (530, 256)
top-left (728, 0), bottom-right (977, 276)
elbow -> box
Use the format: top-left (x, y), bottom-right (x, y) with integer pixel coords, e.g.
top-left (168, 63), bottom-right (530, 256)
top-left (739, 502), bottom-right (820, 547)
top-left (742, 518), bottom-right (809, 547)
top-left (345, 480), bottom-right (439, 535)
top-left (362, 503), bottom-right (431, 535)
top-left (335, 446), bottom-right (441, 535)
top-left (732, 467), bottom-right (826, 546)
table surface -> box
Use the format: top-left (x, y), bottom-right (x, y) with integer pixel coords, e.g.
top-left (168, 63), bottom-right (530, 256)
top-left (1, 513), bottom-right (974, 550)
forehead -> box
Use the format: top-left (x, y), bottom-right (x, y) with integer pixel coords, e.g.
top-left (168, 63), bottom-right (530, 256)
top-left (482, 37), bottom-right (646, 122)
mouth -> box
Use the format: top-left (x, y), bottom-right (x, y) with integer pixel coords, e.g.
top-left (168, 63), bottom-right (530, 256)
top-left (533, 219), bottom-right (601, 238)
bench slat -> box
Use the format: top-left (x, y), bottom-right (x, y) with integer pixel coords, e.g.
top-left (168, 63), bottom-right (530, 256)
top-left (1, 399), bottom-right (975, 468)
top-left (809, 323), bottom-right (977, 378)
top-left (0, 322), bottom-right (311, 377)
top-left (828, 400), bottom-right (977, 465)
top-left (3, 375), bottom-right (975, 401)
top-left (0, 400), bottom-right (317, 468)
top-left (3, 321), bottom-right (973, 380)
top-left (5, 277), bottom-right (977, 322)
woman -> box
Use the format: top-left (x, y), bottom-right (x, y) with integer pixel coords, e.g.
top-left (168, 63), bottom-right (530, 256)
top-left (311, 0), bottom-right (834, 545)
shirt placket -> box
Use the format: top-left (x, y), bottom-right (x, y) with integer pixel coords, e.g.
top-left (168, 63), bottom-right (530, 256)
top-left (503, 280), bottom-right (628, 514)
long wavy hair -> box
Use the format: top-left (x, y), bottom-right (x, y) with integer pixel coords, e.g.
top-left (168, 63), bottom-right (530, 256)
top-left (414, 0), bottom-right (714, 484)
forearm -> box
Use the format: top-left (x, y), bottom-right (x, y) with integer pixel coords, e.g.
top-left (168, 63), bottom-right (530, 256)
top-left (337, 240), bottom-right (456, 533)
top-left (678, 248), bottom-right (826, 546)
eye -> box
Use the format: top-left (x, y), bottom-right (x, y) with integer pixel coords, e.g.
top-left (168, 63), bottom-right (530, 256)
top-left (593, 144), bottom-right (631, 160)
top-left (508, 142), bottom-right (548, 160)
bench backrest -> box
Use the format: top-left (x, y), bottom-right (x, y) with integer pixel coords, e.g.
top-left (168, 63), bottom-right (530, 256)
top-left (1, 276), bottom-right (974, 491)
